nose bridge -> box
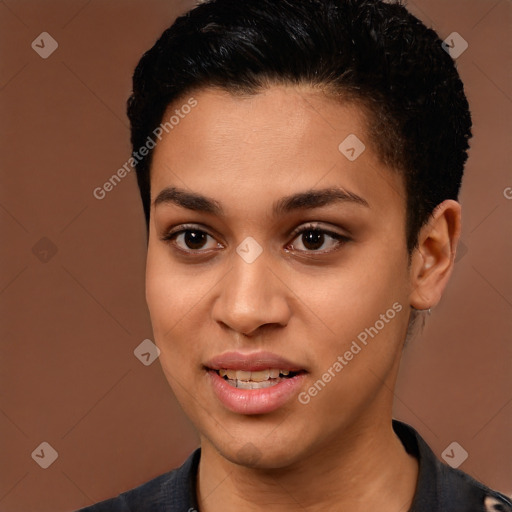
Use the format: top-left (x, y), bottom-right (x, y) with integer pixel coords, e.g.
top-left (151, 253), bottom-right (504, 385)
top-left (214, 244), bottom-right (290, 334)
top-left (231, 250), bottom-right (269, 301)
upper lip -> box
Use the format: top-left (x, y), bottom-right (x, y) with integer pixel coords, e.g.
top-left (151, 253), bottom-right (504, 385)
top-left (204, 351), bottom-right (306, 372)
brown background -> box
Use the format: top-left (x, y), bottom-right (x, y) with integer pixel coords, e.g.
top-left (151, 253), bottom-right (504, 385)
top-left (0, 0), bottom-right (510, 510)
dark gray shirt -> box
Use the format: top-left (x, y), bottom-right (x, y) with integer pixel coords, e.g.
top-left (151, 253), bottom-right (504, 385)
top-left (76, 420), bottom-right (512, 512)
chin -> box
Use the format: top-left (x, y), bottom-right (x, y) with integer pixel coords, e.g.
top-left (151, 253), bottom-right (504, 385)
top-left (214, 436), bottom-right (302, 470)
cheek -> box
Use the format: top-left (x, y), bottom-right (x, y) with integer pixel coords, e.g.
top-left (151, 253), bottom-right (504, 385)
top-left (302, 244), bottom-right (410, 366)
top-left (320, 255), bottom-right (405, 320)
top-left (145, 255), bottom-right (180, 334)
top-left (144, 244), bottom-right (226, 375)
top-left (145, 247), bottom-right (198, 365)
top-left (294, 264), bottom-right (409, 424)
top-left (145, 243), bottom-right (206, 328)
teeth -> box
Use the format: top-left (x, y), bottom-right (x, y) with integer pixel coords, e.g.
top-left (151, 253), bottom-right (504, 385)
top-left (248, 369), bottom-right (270, 381)
top-left (235, 380), bottom-right (276, 389)
top-left (217, 369), bottom-right (293, 381)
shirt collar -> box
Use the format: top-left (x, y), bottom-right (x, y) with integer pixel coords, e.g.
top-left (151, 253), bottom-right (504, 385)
top-left (161, 419), bottom-right (510, 512)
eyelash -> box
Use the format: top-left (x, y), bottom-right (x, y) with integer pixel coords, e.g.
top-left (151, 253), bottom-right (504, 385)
top-left (160, 222), bottom-right (350, 257)
top-left (287, 223), bottom-right (349, 253)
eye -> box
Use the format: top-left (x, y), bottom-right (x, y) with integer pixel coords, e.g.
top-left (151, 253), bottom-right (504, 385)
top-left (161, 225), bottom-right (221, 252)
top-left (287, 224), bottom-right (349, 253)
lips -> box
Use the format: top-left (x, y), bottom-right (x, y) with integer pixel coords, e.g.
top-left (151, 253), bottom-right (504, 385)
top-left (203, 351), bottom-right (308, 414)
top-left (204, 351), bottom-right (306, 372)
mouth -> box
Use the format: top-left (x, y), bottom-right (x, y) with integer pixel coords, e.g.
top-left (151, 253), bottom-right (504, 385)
top-left (211, 368), bottom-right (306, 389)
top-left (203, 351), bottom-right (308, 414)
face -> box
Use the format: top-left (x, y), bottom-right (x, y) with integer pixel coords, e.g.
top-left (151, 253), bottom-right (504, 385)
top-left (146, 85), bottom-right (413, 469)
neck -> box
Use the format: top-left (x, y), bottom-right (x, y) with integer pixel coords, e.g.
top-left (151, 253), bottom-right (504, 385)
top-left (196, 415), bottom-right (418, 512)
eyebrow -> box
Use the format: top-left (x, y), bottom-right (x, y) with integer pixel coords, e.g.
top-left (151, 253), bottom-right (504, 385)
top-left (153, 185), bottom-right (369, 216)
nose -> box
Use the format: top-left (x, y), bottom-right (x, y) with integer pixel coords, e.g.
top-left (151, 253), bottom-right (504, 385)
top-left (212, 249), bottom-right (291, 336)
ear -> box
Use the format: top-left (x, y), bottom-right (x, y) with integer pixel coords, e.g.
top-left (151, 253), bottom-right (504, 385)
top-left (409, 200), bottom-right (462, 310)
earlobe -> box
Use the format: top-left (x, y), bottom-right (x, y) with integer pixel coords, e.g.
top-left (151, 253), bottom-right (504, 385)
top-left (409, 200), bottom-right (462, 310)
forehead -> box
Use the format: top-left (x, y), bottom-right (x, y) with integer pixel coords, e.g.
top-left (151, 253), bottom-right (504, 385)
top-left (150, 85), bottom-right (405, 216)
top-left (153, 85), bottom-right (365, 171)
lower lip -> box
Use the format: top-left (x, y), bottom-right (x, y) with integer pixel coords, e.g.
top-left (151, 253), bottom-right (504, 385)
top-left (207, 370), bottom-right (307, 415)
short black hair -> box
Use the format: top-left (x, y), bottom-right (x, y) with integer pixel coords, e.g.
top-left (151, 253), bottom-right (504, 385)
top-left (127, 0), bottom-right (472, 253)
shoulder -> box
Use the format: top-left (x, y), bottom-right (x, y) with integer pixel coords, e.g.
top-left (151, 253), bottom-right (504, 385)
top-left (74, 448), bottom-right (201, 512)
top-left (74, 471), bottom-right (174, 512)
top-left (393, 420), bottom-right (512, 512)
top-left (438, 461), bottom-right (512, 512)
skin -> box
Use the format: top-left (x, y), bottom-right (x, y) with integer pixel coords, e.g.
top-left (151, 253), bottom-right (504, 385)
top-left (145, 85), bottom-right (461, 511)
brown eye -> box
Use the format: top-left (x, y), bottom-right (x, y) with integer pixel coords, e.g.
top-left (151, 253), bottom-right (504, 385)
top-left (300, 229), bottom-right (325, 250)
top-left (162, 227), bottom-right (220, 252)
top-left (182, 230), bottom-right (209, 250)
top-left (289, 226), bottom-right (348, 253)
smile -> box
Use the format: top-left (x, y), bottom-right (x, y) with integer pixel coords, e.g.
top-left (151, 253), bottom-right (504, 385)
top-left (203, 351), bottom-right (308, 414)
top-left (216, 368), bottom-right (301, 389)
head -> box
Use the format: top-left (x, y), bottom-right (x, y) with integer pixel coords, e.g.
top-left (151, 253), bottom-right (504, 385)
top-left (127, 0), bottom-right (471, 468)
